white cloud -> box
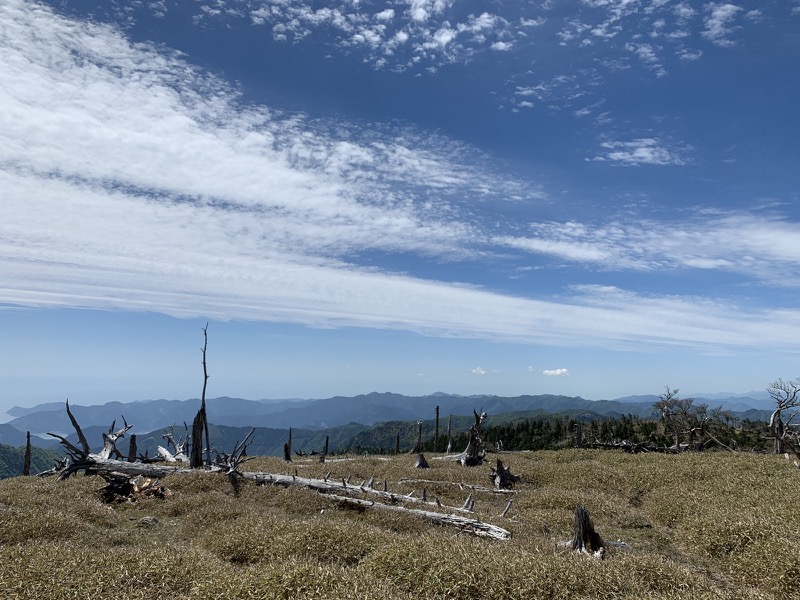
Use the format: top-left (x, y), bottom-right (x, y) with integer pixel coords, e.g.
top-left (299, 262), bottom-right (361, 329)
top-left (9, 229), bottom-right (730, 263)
top-left (493, 214), bottom-right (800, 288)
top-left (471, 367), bottom-right (487, 375)
top-left (674, 3), bottom-right (696, 22)
top-left (374, 9), bottom-right (395, 22)
top-left (679, 49), bottom-right (703, 60)
top-left (83, 0), bottom-right (781, 114)
top-left (520, 17), bottom-right (546, 28)
top-left (543, 368), bottom-right (570, 377)
top-left (3, 1), bottom-right (800, 359)
top-left (702, 3), bottom-right (742, 46)
top-left (592, 138), bottom-right (688, 166)
top-left (491, 41), bottom-right (513, 51)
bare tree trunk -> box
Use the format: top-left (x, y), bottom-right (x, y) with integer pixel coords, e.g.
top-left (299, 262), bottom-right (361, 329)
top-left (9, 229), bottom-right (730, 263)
top-left (191, 409), bottom-right (204, 468)
top-left (446, 413), bottom-right (452, 454)
top-left (434, 405), bottom-right (440, 453)
top-left (200, 323), bottom-right (211, 466)
top-left (284, 428), bottom-right (293, 462)
top-left (770, 409), bottom-right (785, 454)
top-left (412, 421), bottom-right (423, 453)
top-left (460, 410), bottom-right (487, 466)
top-left (23, 431), bottom-right (31, 476)
top-left (127, 434), bottom-right (138, 463)
top-left (395, 433), bottom-right (400, 455)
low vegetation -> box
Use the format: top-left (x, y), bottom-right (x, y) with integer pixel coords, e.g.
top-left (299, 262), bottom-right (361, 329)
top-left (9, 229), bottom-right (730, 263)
top-left (0, 444), bottom-right (61, 480)
top-left (1, 449), bottom-right (798, 599)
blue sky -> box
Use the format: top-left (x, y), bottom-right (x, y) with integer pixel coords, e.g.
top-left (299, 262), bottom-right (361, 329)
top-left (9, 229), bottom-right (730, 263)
top-left (1, 0), bottom-right (799, 414)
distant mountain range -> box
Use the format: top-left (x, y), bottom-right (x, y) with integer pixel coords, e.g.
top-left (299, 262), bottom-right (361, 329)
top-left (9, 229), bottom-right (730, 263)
top-left (1, 391), bottom-right (775, 456)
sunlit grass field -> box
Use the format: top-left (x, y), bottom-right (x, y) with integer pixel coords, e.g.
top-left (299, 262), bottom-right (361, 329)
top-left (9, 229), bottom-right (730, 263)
top-left (1, 450), bottom-right (798, 599)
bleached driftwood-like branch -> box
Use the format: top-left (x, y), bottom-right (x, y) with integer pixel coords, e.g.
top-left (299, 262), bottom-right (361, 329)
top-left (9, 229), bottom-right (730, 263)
top-left (328, 494), bottom-right (511, 541)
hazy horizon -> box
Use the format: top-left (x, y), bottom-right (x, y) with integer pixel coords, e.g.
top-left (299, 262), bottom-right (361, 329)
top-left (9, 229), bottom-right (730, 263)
top-left (2, 2), bottom-right (798, 415)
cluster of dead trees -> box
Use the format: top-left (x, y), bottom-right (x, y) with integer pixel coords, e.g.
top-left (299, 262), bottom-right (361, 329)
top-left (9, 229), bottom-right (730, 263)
top-left (29, 325), bottom-right (799, 556)
top-left (650, 383), bottom-right (800, 456)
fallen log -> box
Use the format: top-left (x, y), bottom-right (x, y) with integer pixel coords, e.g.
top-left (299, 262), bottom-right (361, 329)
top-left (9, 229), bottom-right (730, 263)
top-left (398, 478), bottom-right (515, 495)
top-left (239, 471), bottom-right (475, 514)
top-left (328, 494), bottom-right (511, 540)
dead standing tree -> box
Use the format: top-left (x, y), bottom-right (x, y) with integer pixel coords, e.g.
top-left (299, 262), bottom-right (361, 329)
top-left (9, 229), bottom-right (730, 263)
top-left (191, 324), bottom-right (212, 468)
top-left (437, 410), bottom-right (488, 466)
top-left (767, 378), bottom-right (800, 455)
top-left (461, 410), bottom-right (487, 465)
top-left (654, 387), bottom-right (707, 450)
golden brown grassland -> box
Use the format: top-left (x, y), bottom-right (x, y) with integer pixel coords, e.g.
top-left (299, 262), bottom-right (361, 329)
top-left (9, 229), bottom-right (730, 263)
top-left (1, 450), bottom-right (798, 599)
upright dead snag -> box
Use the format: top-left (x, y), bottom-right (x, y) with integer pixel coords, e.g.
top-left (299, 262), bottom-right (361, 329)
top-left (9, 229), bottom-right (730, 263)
top-left (23, 432), bottom-right (31, 476)
top-left (445, 413), bottom-right (452, 454)
top-left (412, 421), bottom-right (424, 453)
top-left (201, 323), bottom-right (211, 465)
top-left (192, 324), bottom-right (212, 467)
top-left (571, 505), bottom-right (605, 559)
top-left (434, 405), bottom-right (440, 453)
top-left (435, 409), bottom-right (488, 466)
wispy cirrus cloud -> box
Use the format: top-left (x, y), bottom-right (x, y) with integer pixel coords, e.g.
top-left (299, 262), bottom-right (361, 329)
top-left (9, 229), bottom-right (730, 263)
top-left (494, 214), bottom-right (800, 288)
top-left (3, 0), bottom-right (800, 358)
top-left (591, 138), bottom-right (689, 165)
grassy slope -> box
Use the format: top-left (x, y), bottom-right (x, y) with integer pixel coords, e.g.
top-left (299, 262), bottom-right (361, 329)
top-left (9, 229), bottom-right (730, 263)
top-left (1, 450), bottom-right (798, 599)
top-left (0, 444), bottom-right (62, 479)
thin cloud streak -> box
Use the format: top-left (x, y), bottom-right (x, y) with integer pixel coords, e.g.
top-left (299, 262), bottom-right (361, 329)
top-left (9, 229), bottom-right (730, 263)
top-left (495, 215), bottom-right (800, 287)
top-left (3, 166), bottom-right (800, 354)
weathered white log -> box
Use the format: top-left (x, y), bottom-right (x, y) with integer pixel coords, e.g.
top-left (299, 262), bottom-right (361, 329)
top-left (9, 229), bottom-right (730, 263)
top-left (399, 478), bottom-right (515, 495)
top-left (157, 446), bottom-right (178, 462)
top-left (239, 471), bottom-right (474, 514)
top-left (49, 456), bottom-right (198, 481)
top-left (326, 494), bottom-right (511, 540)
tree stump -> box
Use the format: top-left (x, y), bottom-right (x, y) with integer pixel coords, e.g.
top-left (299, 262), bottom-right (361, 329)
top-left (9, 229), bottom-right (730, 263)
top-left (489, 459), bottom-right (520, 489)
top-left (570, 505), bottom-right (605, 559)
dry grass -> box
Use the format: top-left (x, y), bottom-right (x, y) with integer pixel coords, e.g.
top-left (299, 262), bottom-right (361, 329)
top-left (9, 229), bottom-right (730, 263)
top-left (1, 450), bottom-right (798, 599)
